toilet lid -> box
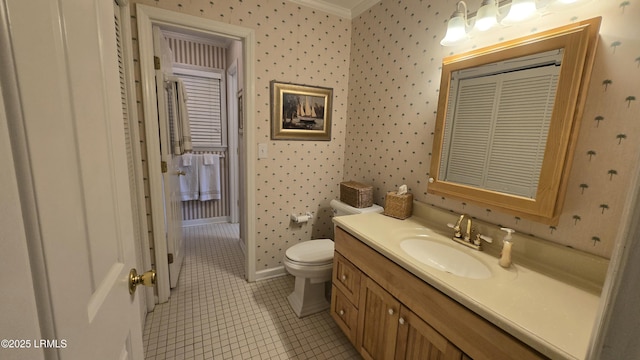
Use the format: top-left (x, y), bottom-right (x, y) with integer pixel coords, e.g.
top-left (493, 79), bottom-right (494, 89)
top-left (285, 239), bottom-right (334, 264)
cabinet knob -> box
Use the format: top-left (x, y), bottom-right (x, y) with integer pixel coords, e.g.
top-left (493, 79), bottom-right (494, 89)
top-left (388, 308), bottom-right (395, 316)
top-left (341, 274), bottom-right (347, 281)
top-left (398, 317), bottom-right (405, 325)
top-left (339, 309), bottom-right (345, 316)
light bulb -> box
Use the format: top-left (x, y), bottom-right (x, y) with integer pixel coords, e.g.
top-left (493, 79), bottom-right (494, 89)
top-left (440, 13), bottom-right (468, 46)
top-left (474, 0), bottom-right (499, 32)
top-left (547, 0), bottom-right (591, 10)
top-left (501, 0), bottom-right (538, 25)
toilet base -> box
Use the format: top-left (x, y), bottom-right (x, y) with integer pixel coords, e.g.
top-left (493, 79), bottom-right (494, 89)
top-left (287, 276), bottom-right (329, 318)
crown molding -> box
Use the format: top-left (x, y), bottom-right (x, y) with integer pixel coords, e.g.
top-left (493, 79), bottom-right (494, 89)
top-left (351, 0), bottom-right (380, 18)
top-left (287, 0), bottom-right (380, 19)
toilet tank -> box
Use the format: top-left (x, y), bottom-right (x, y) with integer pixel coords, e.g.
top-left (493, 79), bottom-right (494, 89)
top-left (330, 199), bottom-right (383, 217)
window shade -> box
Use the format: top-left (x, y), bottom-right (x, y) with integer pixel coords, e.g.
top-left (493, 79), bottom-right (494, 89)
top-left (177, 74), bottom-right (224, 150)
top-left (485, 67), bottom-right (558, 197)
top-left (442, 64), bottom-right (560, 198)
top-left (444, 79), bottom-right (497, 187)
top-left (165, 82), bottom-right (179, 154)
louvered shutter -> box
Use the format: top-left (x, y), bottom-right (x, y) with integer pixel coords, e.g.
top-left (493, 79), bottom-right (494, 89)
top-left (114, 0), bottom-right (144, 248)
top-left (178, 74), bottom-right (224, 150)
top-left (444, 77), bottom-right (497, 187)
top-left (485, 66), bottom-right (559, 197)
top-left (441, 64), bottom-right (560, 198)
top-left (165, 82), bottom-right (180, 154)
top-left (114, 4), bottom-right (130, 170)
top-left (439, 76), bottom-right (458, 177)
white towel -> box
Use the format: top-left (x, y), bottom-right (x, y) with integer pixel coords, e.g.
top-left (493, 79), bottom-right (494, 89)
top-left (165, 79), bottom-right (182, 155)
top-left (199, 154), bottom-right (221, 201)
top-left (176, 78), bottom-right (192, 153)
top-left (182, 153), bottom-right (193, 166)
top-left (203, 153), bottom-right (215, 165)
top-left (179, 154), bottom-right (199, 201)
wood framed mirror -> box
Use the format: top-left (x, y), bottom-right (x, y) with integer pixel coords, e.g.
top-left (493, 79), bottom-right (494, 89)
top-left (428, 18), bottom-right (601, 225)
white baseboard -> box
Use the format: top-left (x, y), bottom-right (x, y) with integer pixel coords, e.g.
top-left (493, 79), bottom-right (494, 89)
top-left (255, 266), bottom-right (288, 281)
top-left (182, 216), bottom-right (230, 227)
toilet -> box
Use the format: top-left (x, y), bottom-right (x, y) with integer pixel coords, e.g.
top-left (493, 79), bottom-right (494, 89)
top-left (283, 199), bottom-right (383, 317)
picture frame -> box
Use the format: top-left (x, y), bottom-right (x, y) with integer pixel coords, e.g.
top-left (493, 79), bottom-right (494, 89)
top-left (270, 81), bottom-right (333, 141)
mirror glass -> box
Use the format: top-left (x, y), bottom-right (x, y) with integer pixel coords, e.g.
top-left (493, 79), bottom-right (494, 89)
top-left (429, 18), bottom-right (601, 224)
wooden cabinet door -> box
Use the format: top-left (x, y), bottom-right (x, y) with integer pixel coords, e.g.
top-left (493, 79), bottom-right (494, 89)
top-left (395, 307), bottom-right (469, 360)
top-left (331, 285), bottom-right (359, 345)
top-left (333, 252), bottom-right (362, 304)
top-left (357, 277), bottom-right (401, 360)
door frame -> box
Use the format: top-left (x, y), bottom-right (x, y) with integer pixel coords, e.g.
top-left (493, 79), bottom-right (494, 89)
top-left (136, 5), bottom-right (257, 301)
top-left (227, 59), bottom-right (240, 224)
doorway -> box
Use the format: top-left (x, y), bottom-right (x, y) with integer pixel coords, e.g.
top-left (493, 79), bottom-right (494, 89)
top-left (158, 28), bottom-right (240, 227)
top-left (136, 5), bottom-right (258, 304)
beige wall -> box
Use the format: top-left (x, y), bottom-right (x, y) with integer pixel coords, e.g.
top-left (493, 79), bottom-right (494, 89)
top-left (131, 0), bottom-right (636, 274)
top-left (346, 0), bottom-right (640, 258)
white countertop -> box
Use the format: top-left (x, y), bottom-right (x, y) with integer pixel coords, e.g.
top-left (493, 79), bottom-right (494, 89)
top-left (333, 212), bottom-right (601, 360)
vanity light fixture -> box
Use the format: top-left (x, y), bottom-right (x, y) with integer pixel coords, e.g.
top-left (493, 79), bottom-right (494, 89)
top-left (546, 0), bottom-right (592, 10)
top-left (501, 0), bottom-right (539, 25)
top-left (440, 1), bottom-right (470, 46)
top-left (474, 0), bottom-right (500, 32)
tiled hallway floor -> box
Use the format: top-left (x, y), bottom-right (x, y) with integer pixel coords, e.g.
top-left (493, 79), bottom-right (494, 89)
top-left (143, 223), bottom-right (360, 359)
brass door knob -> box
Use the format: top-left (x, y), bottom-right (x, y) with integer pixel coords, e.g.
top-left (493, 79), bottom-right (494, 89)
top-left (129, 269), bottom-right (156, 294)
top-left (176, 170), bottom-right (186, 176)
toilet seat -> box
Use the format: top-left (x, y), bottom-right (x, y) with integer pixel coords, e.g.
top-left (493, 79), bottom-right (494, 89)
top-left (284, 258), bottom-right (332, 267)
top-left (285, 239), bottom-right (334, 265)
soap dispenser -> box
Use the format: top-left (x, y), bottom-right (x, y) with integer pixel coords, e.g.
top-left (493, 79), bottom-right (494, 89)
top-left (499, 228), bottom-right (515, 268)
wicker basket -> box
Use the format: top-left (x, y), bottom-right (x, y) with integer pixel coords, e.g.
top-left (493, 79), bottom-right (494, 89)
top-left (383, 191), bottom-right (413, 219)
top-left (340, 181), bottom-right (373, 208)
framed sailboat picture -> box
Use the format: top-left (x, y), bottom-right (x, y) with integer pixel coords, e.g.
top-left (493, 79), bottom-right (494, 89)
top-left (270, 81), bottom-right (333, 140)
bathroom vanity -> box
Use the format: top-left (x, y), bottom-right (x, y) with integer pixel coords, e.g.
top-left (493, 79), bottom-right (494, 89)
top-left (330, 203), bottom-right (606, 359)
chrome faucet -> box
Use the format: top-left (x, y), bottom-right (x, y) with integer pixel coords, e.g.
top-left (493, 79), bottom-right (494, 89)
top-left (447, 213), bottom-right (492, 250)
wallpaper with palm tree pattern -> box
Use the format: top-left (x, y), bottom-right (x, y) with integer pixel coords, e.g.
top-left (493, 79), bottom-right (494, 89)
top-left (345, 0), bottom-right (640, 258)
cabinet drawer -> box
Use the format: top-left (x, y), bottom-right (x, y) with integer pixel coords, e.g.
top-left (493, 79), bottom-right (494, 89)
top-left (333, 252), bottom-right (362, 305)
top-left (330, 285), bottom-right (358, 345)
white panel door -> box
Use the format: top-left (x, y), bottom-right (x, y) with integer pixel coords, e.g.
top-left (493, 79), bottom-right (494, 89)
top-left (4, 0), bottom-right (144, 358)
top-left (153, 26), bottom-right (185, 289)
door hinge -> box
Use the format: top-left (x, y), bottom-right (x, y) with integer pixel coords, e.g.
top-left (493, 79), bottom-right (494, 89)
top-left (154, 56), bottom-right (161, 70)
top-left (161, 161), bottom-right (167, 173)
top-left (168, 253), bottom-right (174, 264)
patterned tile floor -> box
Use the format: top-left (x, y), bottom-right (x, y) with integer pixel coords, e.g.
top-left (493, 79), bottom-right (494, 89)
top-left (143, 223), bottom-right (360, 359)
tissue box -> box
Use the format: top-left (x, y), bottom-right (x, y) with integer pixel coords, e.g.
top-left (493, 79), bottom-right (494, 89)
top-left (383, 191), bottom-right (413, 219)
top-left (340, 181), bottom-right (373, 208)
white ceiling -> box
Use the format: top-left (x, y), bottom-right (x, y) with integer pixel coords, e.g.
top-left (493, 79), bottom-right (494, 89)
top-left (287, 0), bottom-right (380, 19)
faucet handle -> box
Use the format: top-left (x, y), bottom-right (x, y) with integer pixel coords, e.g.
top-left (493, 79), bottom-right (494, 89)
top-left (473, 233), bottom-right (493, 247)
top-left (447, 223), bottom-right (462, 238)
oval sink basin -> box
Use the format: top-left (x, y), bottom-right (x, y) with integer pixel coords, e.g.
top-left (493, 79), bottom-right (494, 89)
top-left (400, 239), bottom-right (491, 279)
